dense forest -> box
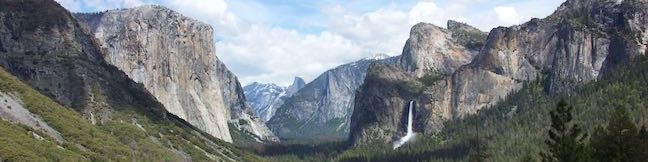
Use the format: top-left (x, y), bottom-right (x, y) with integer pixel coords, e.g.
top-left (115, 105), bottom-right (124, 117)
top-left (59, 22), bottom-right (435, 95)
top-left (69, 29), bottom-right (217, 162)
top-left (250, 56), bottom-right (648, 161)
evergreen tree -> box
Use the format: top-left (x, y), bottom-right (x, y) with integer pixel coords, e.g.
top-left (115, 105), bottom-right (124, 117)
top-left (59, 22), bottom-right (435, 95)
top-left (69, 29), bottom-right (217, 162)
top-left (640, 125), bottom-right (648, 160)
top-left (540, 100), bottom-right (588, 162)
top-left (468, 138), bottom-right (491, 162)
top-left (640, 125), bottom-right (648, 144)
top-left (519, 154), bottom-right (538, 162)
top-left (590, 108), bottom-right (648, 162)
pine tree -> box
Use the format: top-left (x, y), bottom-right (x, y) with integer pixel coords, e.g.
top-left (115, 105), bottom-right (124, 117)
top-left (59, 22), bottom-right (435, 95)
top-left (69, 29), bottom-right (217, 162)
top-left (590, 108), bottom-right (648, 162)
top-left (468, 137), bottom-right (491, 162)
top-left (640, 125), bottom-right (648, 144)
top-left (640, 125), bottom-right (648, 160)
top-left (519, 154), bottom-right (538, 162)
top-left (540, 100), bottom-right (588, 162)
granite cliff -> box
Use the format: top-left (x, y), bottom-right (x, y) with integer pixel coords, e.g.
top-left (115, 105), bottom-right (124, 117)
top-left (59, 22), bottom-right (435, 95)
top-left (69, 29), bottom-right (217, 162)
top-left (350, 0), bottom-right (648, 146)
top-left (74, 6), bottom-right (277, 143)
top-left (0, 0), bottom-right (260, 160)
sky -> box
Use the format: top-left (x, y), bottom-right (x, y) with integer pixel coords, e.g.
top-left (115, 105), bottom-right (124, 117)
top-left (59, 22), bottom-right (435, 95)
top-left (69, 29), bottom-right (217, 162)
top-left (55, 0), bottom-right (566, 86)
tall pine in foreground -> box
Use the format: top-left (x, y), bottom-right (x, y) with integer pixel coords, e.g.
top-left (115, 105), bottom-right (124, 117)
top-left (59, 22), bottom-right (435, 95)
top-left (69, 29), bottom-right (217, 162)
top-left (540, 100), bottom-right (588, 162)
top-left (589, 108), bottom-right (648, 162)
top-left (641, 125), bottom-right (648, 158)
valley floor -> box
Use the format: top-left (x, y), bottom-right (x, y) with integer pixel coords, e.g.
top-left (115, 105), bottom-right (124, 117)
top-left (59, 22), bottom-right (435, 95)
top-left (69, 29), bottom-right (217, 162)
top-left (249, 57), bottom-right (648, 162)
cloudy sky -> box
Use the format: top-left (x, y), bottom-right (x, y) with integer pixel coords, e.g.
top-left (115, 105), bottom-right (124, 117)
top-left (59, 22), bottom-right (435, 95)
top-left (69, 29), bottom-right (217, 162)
top-left (56, 0), bottom-right (565, 86)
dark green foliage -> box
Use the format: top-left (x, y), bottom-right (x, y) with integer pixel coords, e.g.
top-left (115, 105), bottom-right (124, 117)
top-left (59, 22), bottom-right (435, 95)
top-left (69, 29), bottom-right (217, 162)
top-left (0, 120), bottom-right (87, 161)
top-left (0, 67), bottom-right (264, 161)
top-left (0, 0), bottom-right (71, 31)
top-left (641, 125), bottom-right (648, 145)
top-left (467, 137), bottom-right (491, 162)
top-left (640, 125), bottom-right (648, 158)
top-left (418, 72), bottom-right (442, 86)
top-left (335, 136), bottom-right (467, 162)
top-left (519, 154), bottom-right (538, 162)
top-left (589, 108), bottom-right (648, 162)
top-left (448, 21), bottom-right (488, 51)
top-left (255, 140), bottom-right (349, 160)
top-left (540, 100), bottom-right (589, 162)
top-left (261, 57), bottom-right (648, 161)
top-left (395, 80), bottom-right (424, 95)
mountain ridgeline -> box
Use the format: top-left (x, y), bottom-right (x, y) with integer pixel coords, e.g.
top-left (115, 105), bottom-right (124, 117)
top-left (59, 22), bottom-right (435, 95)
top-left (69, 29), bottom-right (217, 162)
top-left (0, 0), bottom-right (262, 161)
top-left (74, 5), bottom-right (277, 143)
top-left (252, 20), bottom-right (487, 142)
top-left (266, 55), bottom-right (399, 141)
top-left (244, 77), bottom-right (305, 122)
top-left (2, 0), bottom-right (648, 161)
top-left (350, 0), bottom-right (648, 146)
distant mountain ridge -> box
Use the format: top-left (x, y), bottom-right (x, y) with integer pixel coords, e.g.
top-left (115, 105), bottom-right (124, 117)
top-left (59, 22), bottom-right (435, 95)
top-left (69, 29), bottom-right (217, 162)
top-left (267, 54), bottom-right (399, 140)
top-left (244, 77), bottom-right (306, 122)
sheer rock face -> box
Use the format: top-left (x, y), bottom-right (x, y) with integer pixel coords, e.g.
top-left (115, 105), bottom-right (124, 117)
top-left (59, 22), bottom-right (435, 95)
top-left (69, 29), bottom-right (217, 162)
top-left (0, 1), bottom-right (251, 159)
top-left (244, 77), bottom-right (305, 122)
top-left (349, 62), bottom-right (422, 145)
top-left (217, 61), bottom-right (279, 142)
top-left (399, 23), bottom-right (482, 77)
top-left (268, 55), bottom-right (399, 140)
top-left (350, 0), bottom-right (648, 146)
top-left (0, 0), bottom-right (170, 124)
top-left (74, 5), bottom-right (277, 143)
top-left (350, 23), bottom-right (483, 145)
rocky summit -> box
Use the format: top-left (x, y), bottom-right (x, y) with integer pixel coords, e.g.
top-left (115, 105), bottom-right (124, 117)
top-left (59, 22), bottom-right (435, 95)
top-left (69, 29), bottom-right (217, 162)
top-left (244, 77), bottom-right (305, 122)
top-left (74, 5), bottom-right (277, 143)
top-left (268, 55), bottom-right (399, 140)
top-left (399, 22), bottom-right (485, 77)
top-left (0, 0), bottom-right (260, 161)
top-left (350, 0), bottom-right (648, 146)
top-left (350, 21), bottom-right (486, 145)
top-left (3, 0), bottom-right (648, 161)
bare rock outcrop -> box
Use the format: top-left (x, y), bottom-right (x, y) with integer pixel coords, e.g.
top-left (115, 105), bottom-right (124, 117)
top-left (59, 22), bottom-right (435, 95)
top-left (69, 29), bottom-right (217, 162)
top-left (399, 22), bottom-right (481, 77)
top-left (351, 0), bottom-right (648, 146)
top-left (75, 5), bottom-right (277, 143)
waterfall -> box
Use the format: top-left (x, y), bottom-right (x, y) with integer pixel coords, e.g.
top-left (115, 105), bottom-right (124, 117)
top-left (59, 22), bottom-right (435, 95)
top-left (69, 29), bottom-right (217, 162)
top-left (393, 100), bottom-right (416, 149)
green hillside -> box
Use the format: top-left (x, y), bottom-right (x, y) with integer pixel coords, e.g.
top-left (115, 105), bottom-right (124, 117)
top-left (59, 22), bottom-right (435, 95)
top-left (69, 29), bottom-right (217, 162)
top-left (263, 57), bottom-right (648, 162)
top-left (0, 68), bottom-right (263, 161)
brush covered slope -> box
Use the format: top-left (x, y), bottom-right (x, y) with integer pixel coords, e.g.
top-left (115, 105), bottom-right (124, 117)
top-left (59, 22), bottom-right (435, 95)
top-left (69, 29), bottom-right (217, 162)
top-left (0, 67), bottom-right (261, 161)
top-left (74, 5), bottom-right (277, 143)
top-left (350, 0), bottom-right (648, 146)
top-left (0, 0), bottom-right (261, 161)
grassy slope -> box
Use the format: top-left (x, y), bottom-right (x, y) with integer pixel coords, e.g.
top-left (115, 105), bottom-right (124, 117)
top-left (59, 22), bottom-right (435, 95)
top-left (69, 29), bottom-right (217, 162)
top-left (0, 67), bottom-right (264, 161)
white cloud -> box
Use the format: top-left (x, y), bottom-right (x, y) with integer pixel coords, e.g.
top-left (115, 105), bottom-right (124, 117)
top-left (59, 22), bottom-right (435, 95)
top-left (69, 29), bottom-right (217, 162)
top-left (221, 1), bottom-right (458, 86)
top-left (494, 6), bottom-right (522, 26)
top-left (217, 25), bottom-right (363, 86)
top-left (55, 0), bottom-right (83, 11)
top-left (56, 0), bottom-right (146, 11)
top-left (161, 0), bottom-right (242, 39)
top-left (408, 1), bottom-right (446, 25)
top-left (321, 1), bottom-right (449, 60)
top-left (54, 0), bottom-right (565, 86)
